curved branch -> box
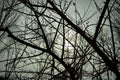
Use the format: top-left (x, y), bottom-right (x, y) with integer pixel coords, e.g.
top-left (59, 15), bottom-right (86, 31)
top-left (0, 27), bottom-right (75, 80)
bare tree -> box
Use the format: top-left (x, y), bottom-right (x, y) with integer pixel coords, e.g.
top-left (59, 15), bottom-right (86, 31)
top-left (0, 0), bottom-right (120, 80)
